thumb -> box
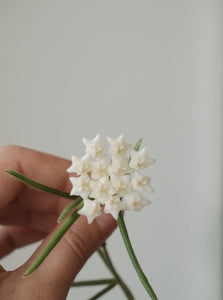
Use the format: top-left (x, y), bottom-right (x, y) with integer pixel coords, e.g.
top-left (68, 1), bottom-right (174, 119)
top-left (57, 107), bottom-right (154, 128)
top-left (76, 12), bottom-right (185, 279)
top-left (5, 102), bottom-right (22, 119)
top-left (22, 212), bottom-right (117, 295)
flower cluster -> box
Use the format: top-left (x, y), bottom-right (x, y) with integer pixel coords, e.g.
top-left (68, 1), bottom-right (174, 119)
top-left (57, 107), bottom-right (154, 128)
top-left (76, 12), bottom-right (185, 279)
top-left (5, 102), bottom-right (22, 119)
top-left (67, 134), bottom-right (155, 224)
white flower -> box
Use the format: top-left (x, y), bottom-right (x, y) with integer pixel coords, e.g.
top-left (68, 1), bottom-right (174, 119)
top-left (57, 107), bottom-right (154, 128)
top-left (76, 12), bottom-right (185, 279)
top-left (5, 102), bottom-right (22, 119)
top-left (90, 177), bottom-right (113, 204)
top-left (82, 134), bottom-right (104, 160)
top-left (122, 191), bottom-right (151, 211)
top-left (104, 195), bottom-right (124, 220)
top-left (91, 158), bottom-right (109, 179)
top-left (69, 174), bottom-right (91, 197)
top-left (129, 148), bottom-right (155, 170)
top-left (78, 198), bottom-right (101, 224)
top-left (110, 174), bottom-right (131, 196)
top-left (131, 171), bottom-right (154, 193)
top-left (67, 154), bottom-right (91, 175)
top-left (68, 135), bottom-right (155, 220)
top-left (107, 134), bottom-right (131, 157)
top-left (109, 157), bottom-right (132, 175)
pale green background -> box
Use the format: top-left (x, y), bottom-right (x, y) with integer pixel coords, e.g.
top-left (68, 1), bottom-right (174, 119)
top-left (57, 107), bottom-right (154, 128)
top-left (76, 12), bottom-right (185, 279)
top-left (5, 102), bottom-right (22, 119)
top-left (0, 1), bottom-right (222, 299)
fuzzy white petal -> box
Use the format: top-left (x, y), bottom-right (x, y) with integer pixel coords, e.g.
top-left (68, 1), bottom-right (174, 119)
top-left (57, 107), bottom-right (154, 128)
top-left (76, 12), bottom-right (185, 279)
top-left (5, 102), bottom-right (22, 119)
top-left (83, 134), bottom-right (104, 159)
top-left (90, 177), bottom-right (113, 203)
top-left (104, 196), bottom-right (123, 220)
top-left (69, 174), bottom-right (91, 198)
top-left (109, 157), bottom-right (132, 175)
top-left (110, 174), bottom-right (132, 196)
top-left (122, 191), bottom-right (151, 211)
top-left (131, 171), bottom-right (154, 193)
top-left (78, 199), bottom-right (101, 224)
top-left (107, 134), bottom-right (131, 157)
top-left (129, 148), bottom-right (155, 170)
top-left (91, 158), bottom-right (109, 179)
top-left (67, 154), bottom-right (91, 175)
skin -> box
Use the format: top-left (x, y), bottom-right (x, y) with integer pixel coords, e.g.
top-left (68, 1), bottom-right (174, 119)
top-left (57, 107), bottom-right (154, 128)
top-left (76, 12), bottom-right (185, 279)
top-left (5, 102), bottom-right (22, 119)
top-left (0, 145), bottom-right (117, 300)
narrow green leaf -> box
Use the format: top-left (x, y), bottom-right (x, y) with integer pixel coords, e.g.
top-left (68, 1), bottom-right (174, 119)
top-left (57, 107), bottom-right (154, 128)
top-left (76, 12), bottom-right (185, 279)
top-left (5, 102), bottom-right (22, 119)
top-left (58, 197), bottom-right (82, 222)
top-left (117, 212), bottom-right (158, 300)
top-left (134, 138), bottom-right (143, 151)
top-left (6, 170), bottom-right (78, 200)
top-left (24, 201), bottom-right (83, 276)
top-left (88, 282), bottom-right (117, 300)
top-left (129, 138), bottom-right (143, 163)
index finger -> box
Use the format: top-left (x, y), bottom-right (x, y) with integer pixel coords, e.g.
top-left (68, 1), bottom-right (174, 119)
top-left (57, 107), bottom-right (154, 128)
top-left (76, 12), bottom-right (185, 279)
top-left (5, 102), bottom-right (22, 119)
top-left (0, 145), bottom-right (71, 210)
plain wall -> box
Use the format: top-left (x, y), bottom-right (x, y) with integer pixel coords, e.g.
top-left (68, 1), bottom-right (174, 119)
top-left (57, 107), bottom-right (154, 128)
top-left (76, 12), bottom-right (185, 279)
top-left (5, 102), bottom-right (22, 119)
top-left (0, 1), bottom-right (222, 299)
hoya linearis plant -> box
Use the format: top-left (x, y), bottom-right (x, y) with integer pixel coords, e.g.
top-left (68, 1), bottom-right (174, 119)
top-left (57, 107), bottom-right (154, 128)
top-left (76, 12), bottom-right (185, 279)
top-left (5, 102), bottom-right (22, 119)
top-left (7, 135), bottom-right (158, 299)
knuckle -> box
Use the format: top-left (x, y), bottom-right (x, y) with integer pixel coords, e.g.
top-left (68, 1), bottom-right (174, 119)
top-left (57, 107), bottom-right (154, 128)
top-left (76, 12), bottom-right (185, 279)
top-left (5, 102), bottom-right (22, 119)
top-left (63, 228), bottom-right (89, 267)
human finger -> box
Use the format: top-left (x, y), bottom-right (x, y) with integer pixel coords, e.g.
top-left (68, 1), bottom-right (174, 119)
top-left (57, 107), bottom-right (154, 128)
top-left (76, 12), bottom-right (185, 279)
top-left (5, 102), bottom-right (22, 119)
top-left (0, 204), bottom-right (58, 233)
top-left (20, 212), bottom-right (117, 297)
top-left (0, 145), bottom-right (72, 210)
top-left (0, 226), bottom-right (45, 258)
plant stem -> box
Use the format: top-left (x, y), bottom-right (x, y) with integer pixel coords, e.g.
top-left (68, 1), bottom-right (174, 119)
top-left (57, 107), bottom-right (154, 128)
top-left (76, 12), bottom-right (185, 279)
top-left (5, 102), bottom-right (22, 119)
top-left (89, 282), bottom-right (117, 300)
top-left (117, 212), bottom-right (158, 300)
top-left (24, 202), bottom-right (83, 276)
top-left (97, 247), bottom-right (112, 270)
top-left (6, 170), bottom-right (79, 200)
top-left (98, 244), bottom-right (134, 300)
top-left (71, 278), bottom-right (117, 287)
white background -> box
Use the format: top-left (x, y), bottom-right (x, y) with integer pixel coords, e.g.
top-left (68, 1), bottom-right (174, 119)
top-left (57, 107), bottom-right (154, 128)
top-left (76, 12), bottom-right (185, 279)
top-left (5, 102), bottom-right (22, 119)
top-left (0, 1), bottom-right (222, 299)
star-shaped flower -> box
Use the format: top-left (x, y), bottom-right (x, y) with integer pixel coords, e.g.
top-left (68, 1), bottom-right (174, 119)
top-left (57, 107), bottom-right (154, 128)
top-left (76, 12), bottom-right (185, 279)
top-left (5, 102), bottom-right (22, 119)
top-left (110, 174), bottom-right (131, 196)
top-left (123, 191), bottom-right (151, 211)
top-left (67, 154), bottom-right (91, 175)
top-left (90, 177), bottom-right (113, 204)
top-left (109, 157), bottom-right (132, 175)
top-left (107, 134), bottom-right (131, 157)
top-left (104, 195), bottom-right (124, 220)
top-left (69, 174), bottom-right (91, 198)
top-left (131, 171), bottom-right (154, 193)
top-left (91, 158), bottom-right (109, 179)
top-left (129, 148), bottom-right (155, 170)
top-left (78, 198), bottom-right (101, 224)
top-left (82, 134), bottom-right (104, 160)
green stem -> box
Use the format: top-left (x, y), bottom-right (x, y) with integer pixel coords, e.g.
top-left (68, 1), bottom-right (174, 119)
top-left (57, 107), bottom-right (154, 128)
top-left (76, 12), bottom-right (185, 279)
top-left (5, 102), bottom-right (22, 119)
top-left (71, 278), bottom-right (117, 287)
top-left (117, 212), bottom-right (158, 300)
top-left (97, 246), bottom-right (112, 270)
top-left (6, 170), bottom-right (79, 200)
top-left (89, 282), bottom-right (117, 300)
top-left (98, 244), bottom-right (134, 300)
top-left (24, 202), bottom-right (83, 276)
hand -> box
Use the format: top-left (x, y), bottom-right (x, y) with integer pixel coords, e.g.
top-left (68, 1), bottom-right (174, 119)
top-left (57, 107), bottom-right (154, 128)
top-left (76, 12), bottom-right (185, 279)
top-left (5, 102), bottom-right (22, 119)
top-left (0, 145), bottom-right (117, 300)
